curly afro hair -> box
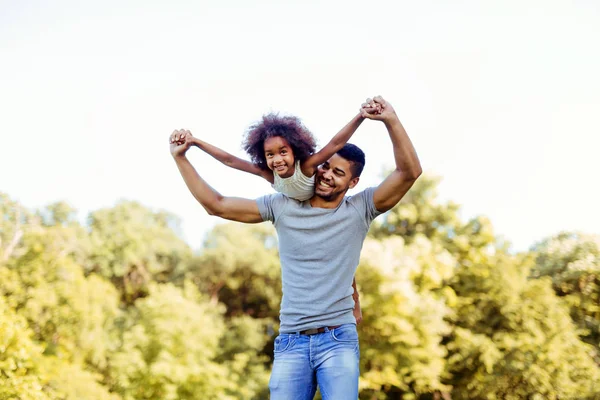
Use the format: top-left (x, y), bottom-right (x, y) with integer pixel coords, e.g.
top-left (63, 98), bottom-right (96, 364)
top-left (243, 113), bottom-right (317, 171)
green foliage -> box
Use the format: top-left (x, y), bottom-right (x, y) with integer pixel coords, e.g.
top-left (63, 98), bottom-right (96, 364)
top-left (107, 282), bottom-right (268, 400)
top-left (369, 175), bottom-right (462, 245)
top-left (0, 192), bottom-right (33, 263)
top-left (1, 196), bottom-right (272, 400)
top-left (357, 236), bottom-right (454, 398)
top-left (532, 232), bottom-right (600, 351)
top-left (190, 223), bottom-right (281, 320)
top-left (40, 357), bottom-right (122, 400)
top-left (215, 315), bottom-right (271, 400)
top-left (37, 201), bottom-right (78, 227)
top-left (1, 225), bottom-right (120, 369)
top-left (447, 253), bottom-right (600, 399)
top-left (107, 282), bottom-right (226, 399)
top-left (0, 296), bottom-right (49, 400)
top-left (3, 178), bottom-right (600, 400)
top-left (87, 201), bottom-right (192, 302)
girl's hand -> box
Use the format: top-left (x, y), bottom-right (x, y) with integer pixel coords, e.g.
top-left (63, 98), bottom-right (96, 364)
top-left (169, 129), bottom-right (194, 157)
top-left (361, 97), bottom-right (383, 115)
top-left (360, 96), bottom-right (397, 123)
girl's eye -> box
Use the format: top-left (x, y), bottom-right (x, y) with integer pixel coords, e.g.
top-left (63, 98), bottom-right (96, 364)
top-left (281, 150), bottom-right (287, 155)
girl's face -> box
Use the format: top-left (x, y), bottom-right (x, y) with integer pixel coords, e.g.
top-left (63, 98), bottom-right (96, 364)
top-left (264, 136), bottom-right (295, 178)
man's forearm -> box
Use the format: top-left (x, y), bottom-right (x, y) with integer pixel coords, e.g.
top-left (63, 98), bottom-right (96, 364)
top-left (386, 117), bottom-right (421, 178)
top-left (173, 154), bottom-right (224, 215)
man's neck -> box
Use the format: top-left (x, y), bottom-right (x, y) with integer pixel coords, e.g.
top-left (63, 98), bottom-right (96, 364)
top-left (309, 193), bottom-right (346, 209)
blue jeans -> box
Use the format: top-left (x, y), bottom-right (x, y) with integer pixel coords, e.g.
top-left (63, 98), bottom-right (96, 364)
top-left (269, 323), bottom-right (359, 400)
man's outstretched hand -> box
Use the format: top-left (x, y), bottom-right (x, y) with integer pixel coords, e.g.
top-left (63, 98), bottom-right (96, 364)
top-left (360, 96), bottom-right (397, 124)
top-left (169, 129), bottom-right (194, 157)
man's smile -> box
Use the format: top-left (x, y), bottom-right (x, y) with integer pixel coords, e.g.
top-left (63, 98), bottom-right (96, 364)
top-left (318, 179), bottom-right (333, 188)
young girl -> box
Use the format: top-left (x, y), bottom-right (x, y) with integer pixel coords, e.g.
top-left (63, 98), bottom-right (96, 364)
top-left (185, 111), bottom-right (368, 201)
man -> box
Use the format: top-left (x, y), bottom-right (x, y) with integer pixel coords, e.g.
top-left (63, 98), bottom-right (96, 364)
top-left (169, 96), bottom-right (421, 399)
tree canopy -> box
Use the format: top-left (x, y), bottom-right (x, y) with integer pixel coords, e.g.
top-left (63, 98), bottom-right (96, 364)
top-left (1, 177), bottom-right (599, 399)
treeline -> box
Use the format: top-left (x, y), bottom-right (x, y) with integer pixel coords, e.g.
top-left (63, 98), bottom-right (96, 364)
top-left (1, 175), bottom-right (599, 399)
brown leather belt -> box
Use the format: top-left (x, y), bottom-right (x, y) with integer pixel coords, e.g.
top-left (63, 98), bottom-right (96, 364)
top-left (299, 325), bottom-right (341, 335)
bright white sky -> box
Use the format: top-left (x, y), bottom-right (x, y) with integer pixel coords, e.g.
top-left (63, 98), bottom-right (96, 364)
top-left (1, 0), bottom-right (598, 252)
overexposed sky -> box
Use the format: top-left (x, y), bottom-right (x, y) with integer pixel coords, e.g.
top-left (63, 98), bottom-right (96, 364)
top-left (1, 0), bottom-right (598, 251)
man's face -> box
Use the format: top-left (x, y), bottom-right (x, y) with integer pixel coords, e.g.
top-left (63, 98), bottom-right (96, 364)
top-left (264, 136), bottom-right (295, 178)
top-left (314, 154), bottom-right (359, 201)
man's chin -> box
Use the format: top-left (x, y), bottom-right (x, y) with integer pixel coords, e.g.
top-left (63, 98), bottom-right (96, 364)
top-left (315, 188), bottom-right (334, 200)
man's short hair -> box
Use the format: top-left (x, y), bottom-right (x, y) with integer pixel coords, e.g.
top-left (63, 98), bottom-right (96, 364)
top-left (337, 143), bottom-right (365, 178)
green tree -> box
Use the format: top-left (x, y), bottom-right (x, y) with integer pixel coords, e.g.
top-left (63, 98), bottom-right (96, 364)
top-left (357, 236), bottom-right (454, 399)
top-left (215, 315), bottom-right (271, 400)
top-left (0, 296), bottom-right (49, 400)
top-left (447, 252), bottom-right (600, 399)
top-left (40, 357), bottom-right (122, 400)
top-left (107, 282), bottom-right (269, 400)
top-left (0, 193), bottom-right (34, 263)
top-left (362, 174), bottom-right (600, 398)
top-left (37, 201), bottom-right (78, 227)
top-left (531, 232), bottom-right (600, 353)
top-left (190, 223), bottom-right (281, 321)
top-left (369, 175), bottom-right (462, 246)
top-left (87, 201), bottom-right (192, 303)
top-left (1, 224), bottom-right (120, 370)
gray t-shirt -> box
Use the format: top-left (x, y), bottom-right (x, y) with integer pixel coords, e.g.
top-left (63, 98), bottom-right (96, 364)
top-left (257, 187), bottom-right (382, 333)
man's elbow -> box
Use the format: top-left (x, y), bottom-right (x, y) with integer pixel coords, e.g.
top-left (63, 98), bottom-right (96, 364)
top-left (399, 166), bottom-right (422, 182)
top-left (199, 196), bottom-right (225, 217)
top-left (408, 166), bottom-right (422, 181)
top-left (205, 207), bottom-right (218, 216)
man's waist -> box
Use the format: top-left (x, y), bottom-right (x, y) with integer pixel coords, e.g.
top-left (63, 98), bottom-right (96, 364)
top-left (279, 311), bottom-right (355, 334)
top-left (298, 325), bottom-right (341, 335)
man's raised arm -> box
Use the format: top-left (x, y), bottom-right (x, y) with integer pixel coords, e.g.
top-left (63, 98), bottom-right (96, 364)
top-left (361, 96), bottom-right (422, 213)
top-left (170, 129), bottom-right (264, 223)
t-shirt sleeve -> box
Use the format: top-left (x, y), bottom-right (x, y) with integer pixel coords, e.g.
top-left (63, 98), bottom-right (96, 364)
top-left (348, 187), bottom-right (383, 227)
top-left (256, 193), bottom-right (289, 224)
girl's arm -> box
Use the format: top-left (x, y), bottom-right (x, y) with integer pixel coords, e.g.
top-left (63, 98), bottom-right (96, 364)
top-left (191, 137), bottom-right (274, 183)
top-left (300, 112), bottom-right (365, 177)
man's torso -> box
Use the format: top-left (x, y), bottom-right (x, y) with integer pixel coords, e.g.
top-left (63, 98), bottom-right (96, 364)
top-left (257, 188), bottom-right (380, 333)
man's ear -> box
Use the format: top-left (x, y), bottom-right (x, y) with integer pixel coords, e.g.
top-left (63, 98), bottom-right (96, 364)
top-left (348, 176), bottom-right (360, 189)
